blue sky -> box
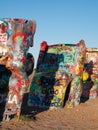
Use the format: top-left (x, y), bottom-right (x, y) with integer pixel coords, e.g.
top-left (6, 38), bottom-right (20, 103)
top-left (0, 0), bottom-right (98, 67)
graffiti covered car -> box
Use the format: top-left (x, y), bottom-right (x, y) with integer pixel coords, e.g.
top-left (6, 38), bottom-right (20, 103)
top-left (81, 48), bottom-right (98, 101)
top-left (0, 18), bottom-right (36, 121)
top-left (28, 40), bottom-right (86, 108)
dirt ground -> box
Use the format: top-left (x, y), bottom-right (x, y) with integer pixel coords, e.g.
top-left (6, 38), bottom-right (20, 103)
top-left (1, 96), bottom-right (98, 130)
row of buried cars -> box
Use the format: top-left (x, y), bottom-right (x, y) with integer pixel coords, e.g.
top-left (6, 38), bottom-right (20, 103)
top-left (0, 40), bottom-right (98, 121)
top-left (0, 19), bottom-right (98, 121)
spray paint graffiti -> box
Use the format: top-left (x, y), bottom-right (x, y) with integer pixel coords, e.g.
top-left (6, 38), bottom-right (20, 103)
top-left (0, 18), bottom-right (36, 121)
top-left (81, 48), bottom-right (98, 101)
top-left (28, 40), bottom-right (86, 108)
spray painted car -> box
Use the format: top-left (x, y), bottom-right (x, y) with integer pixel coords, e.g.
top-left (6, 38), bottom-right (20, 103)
top-left (81, 48), bottom-right (98, 101)
top-left (28, 40), bottom-right (86, 109)
top-left (0, 18), bottom-right (36, 121)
